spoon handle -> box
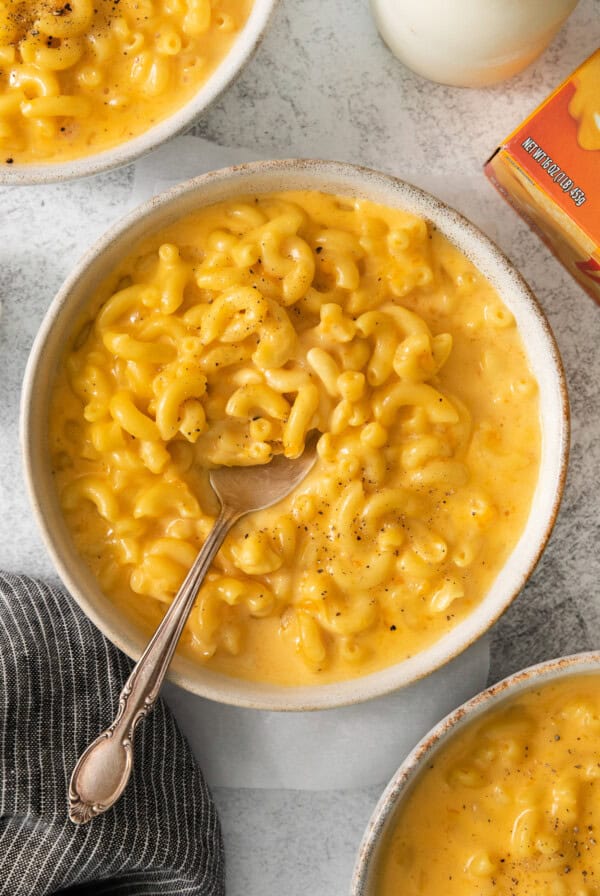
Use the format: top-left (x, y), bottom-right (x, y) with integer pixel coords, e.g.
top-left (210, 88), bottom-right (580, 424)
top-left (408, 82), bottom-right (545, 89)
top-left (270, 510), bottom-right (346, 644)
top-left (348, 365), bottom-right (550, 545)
top-left (68, 506), bottom-right (237, 824)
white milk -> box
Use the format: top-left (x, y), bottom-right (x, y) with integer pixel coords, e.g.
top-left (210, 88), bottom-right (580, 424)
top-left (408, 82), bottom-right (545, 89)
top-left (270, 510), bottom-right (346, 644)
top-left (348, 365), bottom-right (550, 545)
top-left (370, 0), bottom-right (579, 87)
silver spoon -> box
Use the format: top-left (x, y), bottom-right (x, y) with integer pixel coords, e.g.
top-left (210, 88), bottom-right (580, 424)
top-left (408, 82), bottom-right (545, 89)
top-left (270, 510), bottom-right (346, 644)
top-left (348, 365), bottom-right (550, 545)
top-left (68, 435), bottom-right (318, 824)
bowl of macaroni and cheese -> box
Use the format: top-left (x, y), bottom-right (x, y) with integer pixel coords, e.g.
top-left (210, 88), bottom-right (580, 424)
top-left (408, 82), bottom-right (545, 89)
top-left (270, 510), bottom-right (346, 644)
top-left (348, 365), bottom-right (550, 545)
top-left (21, 160), bottom-right (569, 709)
top-left (0, 0), bottom-right (275, 183)
top-left (351, 652), bottom-right (600, 896)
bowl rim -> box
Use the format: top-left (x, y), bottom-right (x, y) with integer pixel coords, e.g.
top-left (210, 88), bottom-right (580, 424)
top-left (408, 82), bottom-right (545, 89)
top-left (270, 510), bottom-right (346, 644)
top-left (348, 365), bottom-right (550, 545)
top-left (0, 0), bottom-right (277, 186)
top-left (350, 650), bottom-right (600, 895)
top-left (20, 158), bottom-right (570, 710)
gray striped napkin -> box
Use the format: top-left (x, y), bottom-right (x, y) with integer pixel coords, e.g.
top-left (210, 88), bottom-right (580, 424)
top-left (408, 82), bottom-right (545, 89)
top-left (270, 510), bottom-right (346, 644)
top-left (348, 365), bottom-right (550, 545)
top-left (0, 572), bottom-right (225, 896)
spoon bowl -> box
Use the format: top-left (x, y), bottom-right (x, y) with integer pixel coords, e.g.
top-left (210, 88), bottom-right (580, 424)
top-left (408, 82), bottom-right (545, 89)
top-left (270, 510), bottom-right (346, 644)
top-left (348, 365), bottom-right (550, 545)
top-left (209, 432), bottom-right (319, 513)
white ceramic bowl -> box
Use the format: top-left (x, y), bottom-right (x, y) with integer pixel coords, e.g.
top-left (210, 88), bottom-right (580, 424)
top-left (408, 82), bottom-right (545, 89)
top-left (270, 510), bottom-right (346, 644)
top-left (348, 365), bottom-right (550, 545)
top-left (21, 159), bottom-right (569, 710)
top-left (351, 651), bottom-right (600, 895)
top-left (0, 0), bottom-right (276, 186)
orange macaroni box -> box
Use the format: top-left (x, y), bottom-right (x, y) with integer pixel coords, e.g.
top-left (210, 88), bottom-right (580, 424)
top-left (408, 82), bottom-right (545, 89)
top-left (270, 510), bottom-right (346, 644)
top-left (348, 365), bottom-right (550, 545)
top-left (485, 50), bottom-right (600, 303)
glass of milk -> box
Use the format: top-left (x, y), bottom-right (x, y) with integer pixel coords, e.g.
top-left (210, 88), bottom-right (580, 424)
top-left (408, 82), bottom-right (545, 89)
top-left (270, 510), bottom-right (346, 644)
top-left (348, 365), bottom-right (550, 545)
top-left (370, 0), bottom-right (579, 87)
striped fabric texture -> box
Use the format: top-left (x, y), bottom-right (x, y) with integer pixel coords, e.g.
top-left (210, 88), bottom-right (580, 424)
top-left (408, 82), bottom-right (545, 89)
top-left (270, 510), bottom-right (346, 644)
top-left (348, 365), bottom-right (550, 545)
top-left (0, 572), bottom-right (225, 896)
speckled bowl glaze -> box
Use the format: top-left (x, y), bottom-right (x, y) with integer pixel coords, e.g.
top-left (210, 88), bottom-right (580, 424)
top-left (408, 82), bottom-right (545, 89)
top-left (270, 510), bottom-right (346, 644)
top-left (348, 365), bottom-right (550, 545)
top-left (21, 159), bottom-right (569, 710)
top-left (0, 0), bottom-right (276, 186)
top-left (351, 651), bottom-right (600, 895)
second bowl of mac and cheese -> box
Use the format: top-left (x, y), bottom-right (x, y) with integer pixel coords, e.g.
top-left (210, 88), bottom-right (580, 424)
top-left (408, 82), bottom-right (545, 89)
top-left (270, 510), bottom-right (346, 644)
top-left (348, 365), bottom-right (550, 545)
top-left (351, 652), bottom-right (600, 895)
top-left (21, 160), bottom-right (568, 709)
top-left (0, 0), bottom-right (275, 183)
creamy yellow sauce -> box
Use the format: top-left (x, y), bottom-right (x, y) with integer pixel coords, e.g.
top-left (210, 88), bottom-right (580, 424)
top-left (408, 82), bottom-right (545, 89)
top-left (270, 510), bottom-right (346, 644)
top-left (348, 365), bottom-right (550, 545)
top-left (49, 190), bottom-right (540, 685)
top-left (377, 673), bottom-right (600, 896)
top-left (0, 0), bottom-right (252, 164)
top-left (569, 51), bottom-right (600, 152)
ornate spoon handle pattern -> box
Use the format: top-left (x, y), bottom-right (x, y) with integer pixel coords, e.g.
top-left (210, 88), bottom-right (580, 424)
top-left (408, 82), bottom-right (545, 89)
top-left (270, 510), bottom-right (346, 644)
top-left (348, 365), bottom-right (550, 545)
top-left (68, 508), bottom-right (237, 824)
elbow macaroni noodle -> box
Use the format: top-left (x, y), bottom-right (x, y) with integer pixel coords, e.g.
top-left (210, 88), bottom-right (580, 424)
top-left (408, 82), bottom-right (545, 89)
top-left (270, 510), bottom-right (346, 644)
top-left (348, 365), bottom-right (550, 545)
top-left (377, 675), bottom-right (600, 896)
top-left (0, 0), bottom-right (252, 163)
top-left (49, 191), bottom-right (540, 685)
